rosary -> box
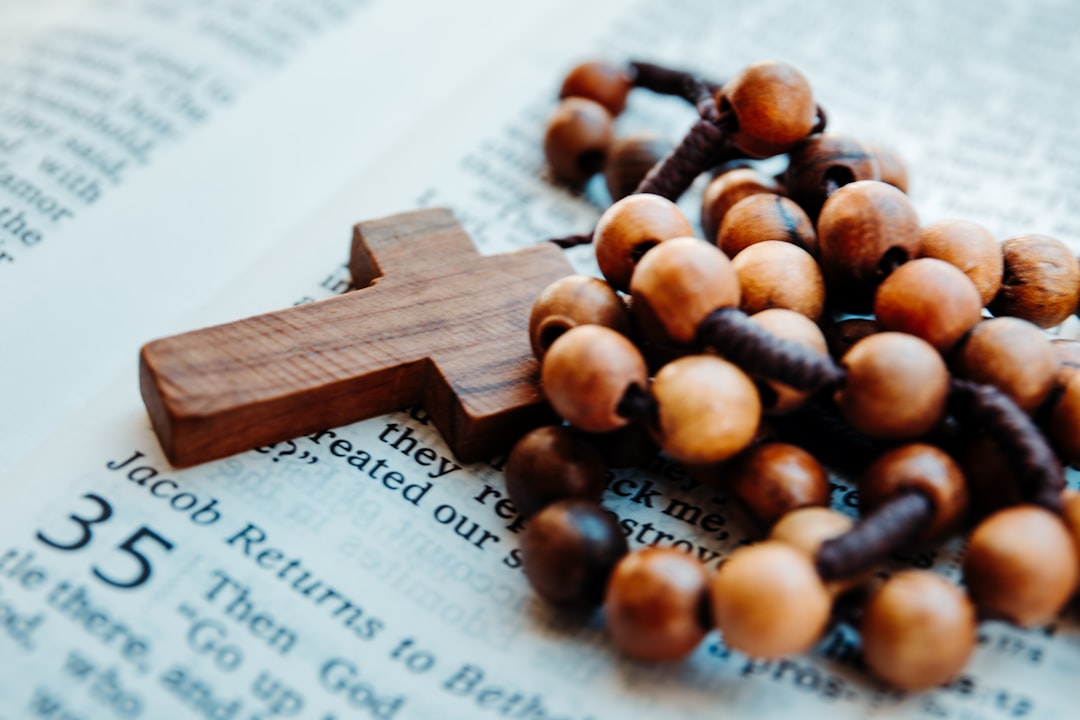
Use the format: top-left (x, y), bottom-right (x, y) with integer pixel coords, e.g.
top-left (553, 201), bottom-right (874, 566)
top-left (138, 58), bottom-right (1080, 693)
top-left (511, 58), bottom-right (1080, 691)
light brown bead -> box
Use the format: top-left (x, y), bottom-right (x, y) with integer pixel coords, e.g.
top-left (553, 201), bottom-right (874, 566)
top-left (955, 317), bottom-right (1058, 413)
top-left (769, 507), bottom-right (859, 595)
top-left (861, 444), bottom-right (968, 539)
top-left (543, 98), bottom-right (613, 185)
top-left (522, 500), bottom-right (628, 607)
top-left (989, 234), bottom-right (1080, 328)
top-left (630, 237), bottom-right (740, 344)
top-left (861, 571), bottom-right (976, 690)
top-left (918, 219), bottom-right (1003, 306)
top-left (1050, 372), bottom-right (1080, 465)
top-left (866, 143), bottom-right (910, 194)
top-left (729, 443), bottom-right (829, 526)
top-left (874, 258), bottom-right (983, 353)
top-left (504, 426), bottom-right (606, 518)
top-left (718, 194), bottom-right (817, 257)
top-left (605, 547), bottom-right (710, 662)
top-left (783, 134), bottom-right (881, 221)
top-left (747, 309), bottom-right (829, 413)
top-left (559, 60), bottom-right (633, 117)
top-left (1062, 491), bottom-right (1080, 577)
top-left (529, 275), bottom-right (629, 360)
top-left (837, 332), bottom-right (948, 439)
top-left (817, 180), bottom-right (921, 311)
top-left (701, 167), bottom-right (784, 243)
top-left (1051, 338), bottom-right (1080, 387)
top-left (719, 61), bottom-right (817, 158)
top-left (541, 325), bottom-right (647, 433)
top-left (594, 193), bottom-right (695, 291)
top-left (604, 134), bottom-right (673, 201)
top-left (964, 505), bottom-right (1079, 626)
top-left (651, 355), bottom-right (760, 465)
top-left (710, 541), bottom-right (831, 658)
top-left (734, 242), bottom-right (825, 321)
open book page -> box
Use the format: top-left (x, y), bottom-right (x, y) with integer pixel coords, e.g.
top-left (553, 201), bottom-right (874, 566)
top-left (3, 0), bottom-right (1080, 718)
top-left (0, 0), bottom-right (570, 476)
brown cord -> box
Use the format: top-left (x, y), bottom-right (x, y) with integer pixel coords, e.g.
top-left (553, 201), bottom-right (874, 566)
top-left (696, 307), bottom-right (847, 392)
top-left (628, 60), bottom-right (721, 106)
top-left (615, 383), bottom-right (657, 423)
top-left (816, 491), bottom-right (934, 581)
top-left (948, 377), bottom-right (1065, 513)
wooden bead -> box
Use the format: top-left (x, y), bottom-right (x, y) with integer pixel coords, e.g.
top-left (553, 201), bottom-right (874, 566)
top-left (1051, 338), bottom-right (1080, 387)
top-left (874, 257), bottom-right (983, 353)
top-left (718, 194), bottom-right (817, 257)
top-left (630, 237), bottom-right (740, 344)
top-left (651, 355), bottom-right (760, 465)
top-left (543, 97), bottom-right (613, 185)
top-left (1050, 372), bottom-right (1080, 465)
top-left (1062, 491), bottom-right (1080, 576)
top-left (594, 193), bottom-right (695, 291)
top-left (963, 505), bottom-right (1079, 626)
top-left (747, 309), bottom-right (829, 413)
top-left (729, 442), bottom-right (829, 526)
top-left (604, 134), bottom-right (673, 201)
top-left (817, 180), bottom-right (921, 311)
top-left (837, 332), bottom-right (948, 439)
top-left (769, 507), bottom-right (858, 595)
top-left (989, 234), bottom-right (1080, 328)
top-left (701, 167), bottom-right (784, 243)
top-left (522, 500), bottom-right (628, 607)
top-left (541, 325), bottom-right (647, 433)
top-left (955, 317), bottom-right (1057, 413)
top-left (710, 541), bottom-right (831, 658)
top-left (783, 134), bottom-right (880, 221)
top-left (861, 443), bottom-right (968, 539)
top-left (504, 426), bottom-right (606, 518)
top-left (861, 571), bottom-right (976, 690)
top-left (918, 219), bottom-right (1003, 305)
top-left (866, 142), bottom-right (910, 193)
top-left (734, 242), bottom-right (825, 321)
top-left (604, 547), bottom-right (710, 662)
top-left (824, 317), bottom-right (879, 359)
top-left (719, 61), bottom-right (817, 158)
top-left (559, 60), bottom-right (633, 117)
top-left (529, 274), bottom-right (629, 360)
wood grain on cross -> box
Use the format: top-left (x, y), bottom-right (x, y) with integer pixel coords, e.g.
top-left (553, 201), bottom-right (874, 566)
top-left (140, 208), bottom-right (573, 468)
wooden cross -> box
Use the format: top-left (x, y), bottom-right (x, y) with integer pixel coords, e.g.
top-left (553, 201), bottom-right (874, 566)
top-left (140, 208), bottom-right (573, 468)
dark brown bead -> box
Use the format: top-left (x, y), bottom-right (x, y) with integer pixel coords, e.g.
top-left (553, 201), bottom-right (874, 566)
top-left (728, 442), bottom-right (829, 526)
top-left (543, 97), bottom-right (613, 185)
top-left (747, 309), bottom-right (829, 413)
top-left (650, 355), bottom-right (760, 464)
top-left (1051, 338), bottom-right (1080, 387)
top-left (504, 426), bottom-right (606, 518)
top-left (528, 275), bottom-right (629, 360)
top-left (866, 143), bottom-right (910, 194)
top-left (861, 444), bottom-right (967, 539)
top-left (541, 325), bottom-right (647, 433)
top-left (559, 60), bottom-right (633, 117)
top-left (918, 219), bottom-right (1003, 306)
top-left (701, 167), bottom-right (784, 243)
top-left (522, 500), bottom-right (628, 607)
top-left (837, 332), bottom-right (948, 439)
top-left (989, 234), bottom-right (1080, 328)
top-left (824, 317), bottom-right (879, 359)
top-left (604, 134), bottom-right (673, 201)
top-left (874, 257), bottom-right (983, 353)
top-left (594, 193), bottom-right (694, 291)
top-left (783, 134), bottom-right (881, 221)
top-left (964, 505), bottom-right (1078, 626)
top-left (861, 571), bottom-right (975, 690)
top-left (718, 194), bottom-right (817, 257)
top-left (955, 317), bottom-right (1057, 413)
top-left (1050, 372), bottom-right (1080, 465)
top-left (710, 541), bottom-right (831, 658)
top-left (719, 61), bottom-right (817, 158)
top-left (630, 236), bottom-right (740, 344)
top-left (605, 547), bottom-right (710, 662)
top-left (734, 242), bottom-right (825, 321)
top-left (817, 180), bottom-right (921, 311)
